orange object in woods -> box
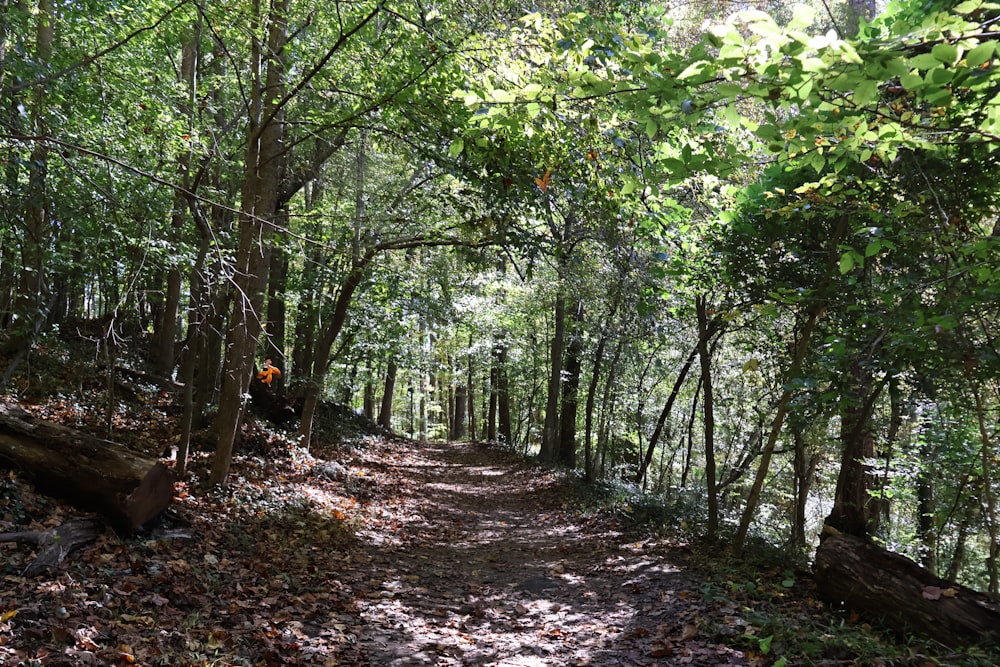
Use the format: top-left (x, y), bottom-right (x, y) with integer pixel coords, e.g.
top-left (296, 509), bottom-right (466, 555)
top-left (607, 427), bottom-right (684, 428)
top-left (534, 168), bottom-right (551, 192)
top-left (256, 359), bottom-right (282, 386)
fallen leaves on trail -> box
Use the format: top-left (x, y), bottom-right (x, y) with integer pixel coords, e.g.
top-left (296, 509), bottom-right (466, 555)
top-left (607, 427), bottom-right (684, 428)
top-left (1, 395), bottom-right (973, 666)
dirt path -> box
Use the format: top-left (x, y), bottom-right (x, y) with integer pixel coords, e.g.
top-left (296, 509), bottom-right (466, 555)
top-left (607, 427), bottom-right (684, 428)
top-left (338, 439), bottom-right (745, 667)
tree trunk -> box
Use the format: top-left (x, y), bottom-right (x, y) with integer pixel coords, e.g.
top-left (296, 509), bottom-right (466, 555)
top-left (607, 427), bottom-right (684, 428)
top-left (154, 22), bottom-right (199, 378)
top-left (826, 360), bottom-right (884, 538)
top-left (487, 349), bottom-right (498, 442)
top-left (452, 383), bottom-right (467, 441)
top-left (265, 224), bottom-right (290, 368)
top-left (378, 358), bottom-right (397, 430)
top-left (680, 381), bottom-right (699, 488)
top-left (556, 300), bottom-right (583, 467)
top-left (815, 531), bottom-right (1000, 647)
top-left (636, 343), bottom-right (698, 487)
top-left (583, 330), bottom-right (609, 482)
top-left (733, 303), bottom-right (826, 555)
top-left (363, 378), bottom-right (375, 420)
top-left (970, 378), bottom-right (1000, 595)
top-left (297, 251), bottom-right (375, 449)
top-left (540, 293), bottom-right (565, 462)
top-left (1, 0), bottom-right (53, 390)
top-left (210, 0), bottom-right (287, 486)
top-left (0, 403), bottom-right (173, 530)
top-left (695, 295), bottom-right (719, 539)
top-left (467, 343), bottom-right (477, 441)
top-left (791, 427), bottom-right (818, 548)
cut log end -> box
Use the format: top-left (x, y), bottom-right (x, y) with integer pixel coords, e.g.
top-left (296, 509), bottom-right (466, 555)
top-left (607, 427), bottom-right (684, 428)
top-left (0, 401), bottom-right (174, 531)
top-left (124, 462), bottom-right (175, 530)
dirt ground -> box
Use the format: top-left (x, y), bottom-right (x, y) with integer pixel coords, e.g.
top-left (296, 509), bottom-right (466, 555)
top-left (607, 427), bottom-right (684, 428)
top-left (0, 431), bottom-right (802, 666)
top-left (337, 439), bottom-right (747, 666)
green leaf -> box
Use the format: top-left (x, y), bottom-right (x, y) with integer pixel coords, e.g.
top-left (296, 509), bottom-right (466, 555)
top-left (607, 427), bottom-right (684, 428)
top-left (839, 252), bottom-right (855, 274)
top-left (900, 72), bottom-right (923, 90)
top-left (447, 137), bottom-right (464, 158)
top-left (809, 150), bottom-right (825, 173)
top-left (522, 83), bottom-right (543, 100)
top-left (788, 4), bottom-right (815, 30)
top-left (865, 239), bottom-right (882, 257)
top-left (966, 41), bottom-right (996, 68)
top-left (953, 0), bottom-right (983, 13)
top-left (931, 43), bottom-right (959, 65)
top-left (853, 79), bottom-right (877, 106)
top-left (909, 53), bottom-right (941, 70)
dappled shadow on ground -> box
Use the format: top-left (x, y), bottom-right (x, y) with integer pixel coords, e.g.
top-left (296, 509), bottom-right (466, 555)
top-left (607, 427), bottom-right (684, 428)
top-left (338, 440), bottom-right (748, 666)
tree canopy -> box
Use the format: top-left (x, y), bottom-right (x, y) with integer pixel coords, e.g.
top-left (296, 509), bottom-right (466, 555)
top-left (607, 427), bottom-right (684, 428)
top-left (1, 0), bottom-right (999, 606)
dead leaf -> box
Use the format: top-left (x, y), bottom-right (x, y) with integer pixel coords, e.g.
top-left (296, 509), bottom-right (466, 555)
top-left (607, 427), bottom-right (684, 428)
top-left (922, 585), bottom-right (942, 600)
top-left (679, 623), bottom-right (699, 641)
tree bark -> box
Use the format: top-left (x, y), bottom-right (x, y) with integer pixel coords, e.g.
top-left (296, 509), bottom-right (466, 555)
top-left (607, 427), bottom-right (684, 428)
top-left (540, 293), bottom-right (565, 462)
top-left (211, 0), bottom-right (287, 486)
top-left (1, 0), bottom-right (53, 390)
top-left (583, 330), bottom-right (609, 482)
top-left (379, 358), bottom-right (397, 430)
top-left (734, 302), bottom-right (827, 555)
top-left (636, 343), bottom-right (698, 487)
top-left (0, 519), bottom-right (103, 576)
top-left (452, 383), bottom-right (467, 441)
top-left (815, 531), bottom-right (1000, 647)
top-left (695, 295), bottom-right (719, 539)
top-left (0, 403), bottom-right (173, 530)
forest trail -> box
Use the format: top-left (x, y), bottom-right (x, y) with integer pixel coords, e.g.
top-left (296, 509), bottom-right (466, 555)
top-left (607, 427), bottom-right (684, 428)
top-left (337, 439), bottom-right (740, 666)
top-left (2, 427), bottom-right (800, 667)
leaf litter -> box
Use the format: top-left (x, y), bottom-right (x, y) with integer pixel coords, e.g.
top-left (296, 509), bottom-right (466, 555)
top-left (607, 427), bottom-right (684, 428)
top-left (0, 401), bottom-right (974, 666)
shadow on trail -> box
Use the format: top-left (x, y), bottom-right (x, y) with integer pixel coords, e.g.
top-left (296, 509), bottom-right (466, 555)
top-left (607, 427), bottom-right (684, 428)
top-left (345, 440), bottom-right (748, 667)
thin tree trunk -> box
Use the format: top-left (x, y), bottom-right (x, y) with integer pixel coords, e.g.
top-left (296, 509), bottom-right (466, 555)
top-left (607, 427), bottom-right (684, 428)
top-left (265, 222), bottom-right (289, 368)
top-left (487, 349), bottom-right (498, 442)
top-left (583, 331), bottom-right (609, 482)
top-left (452, 382), bottom-right (467, 440)
top-left (211, 0), bottom-right (287, 486)
top-left (734, 303), bottom-right (825, 554)
top-left (696, 295), bottom-right (719, 540)
top-left (378, 358), bottom-right (397, 430)
top-left (791, 426), bottom-right (818, 548)
top-left (636, 343), bottom-right (699, 487)
top-left (155, 23), bottom-right (199, 377)
top-left (497, 342), bottom-right (512, 445)
top-left (970, 380), bottom-right (999, 594)
top-left (557, 300), bottom-right (583, 467)
top-left (467, 340), bottom-right (477, 441)
top-left (1, 0), bottom-right (53, 389)
top-left (680, 380), bottom-right (700, 489)
top-left (297, 250), bottom-right (375, 449)
top-left (540, 293), bottom-right (565, 462)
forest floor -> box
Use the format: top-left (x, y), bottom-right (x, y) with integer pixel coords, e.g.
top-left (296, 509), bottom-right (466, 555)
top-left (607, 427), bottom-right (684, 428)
top-left (0, 389), bottom-right (989, 666)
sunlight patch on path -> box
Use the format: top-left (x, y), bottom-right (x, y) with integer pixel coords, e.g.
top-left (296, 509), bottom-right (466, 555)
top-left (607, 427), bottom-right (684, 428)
top-left (345, 441), bottom-right (710, 666)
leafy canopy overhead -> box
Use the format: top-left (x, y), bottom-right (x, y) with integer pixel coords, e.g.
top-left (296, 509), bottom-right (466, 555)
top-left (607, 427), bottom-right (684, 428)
top-left (453, 0), bottom-right (1000, 192)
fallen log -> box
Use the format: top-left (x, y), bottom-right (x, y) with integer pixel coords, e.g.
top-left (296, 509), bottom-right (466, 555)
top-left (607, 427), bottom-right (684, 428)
top-left (0, 402), bottom-right (173, 530)
top-left (814, 529), bottom-right (1000, 647)
top-left (0, 519), bottom-right (103, 576)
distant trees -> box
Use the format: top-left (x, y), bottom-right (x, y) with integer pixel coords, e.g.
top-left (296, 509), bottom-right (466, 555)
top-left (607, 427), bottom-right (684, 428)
top-left (0, 0), bottom-right (998, 597)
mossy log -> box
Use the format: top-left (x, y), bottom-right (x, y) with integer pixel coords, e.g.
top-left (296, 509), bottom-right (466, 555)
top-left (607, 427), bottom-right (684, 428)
top-left (0, 402), bottom-right (173, 530)
top-left (815, 530), bottom-right (1000, 647)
